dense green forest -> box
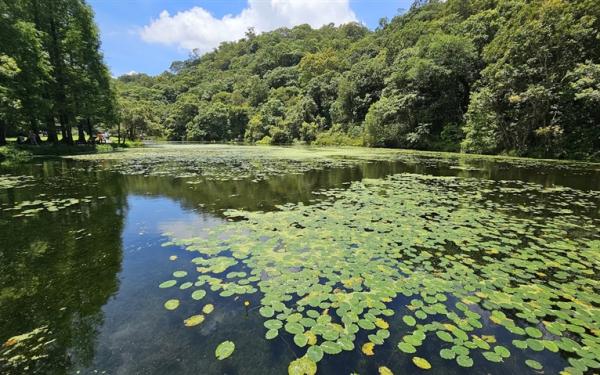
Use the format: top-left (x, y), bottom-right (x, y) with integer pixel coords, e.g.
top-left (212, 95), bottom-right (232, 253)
top-left (116, 0), bottom-right (600, 160)
top-left (0, 0), bottom-right (116, 145)
top-left (2, 0), bottom-right (600, 160)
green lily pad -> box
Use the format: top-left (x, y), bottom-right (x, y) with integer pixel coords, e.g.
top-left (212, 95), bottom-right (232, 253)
top-left (184, 314), bottom-right (205, 327)
top-left (512, 339), bottom-right (527, 349)
top-left (403, 315), bottom-right (417, 327)
top-left (436, 331), bottom-right (453, 343)
top-left (321, 341), bottom-right (342, 355)
top-left (440, 348), bottom-right (455, 360)
top-left (398, 342), bottom-right (416, 353)
top-left (307, 345), bottom-right (324, 363)
top-left (260, 306), bottom-right (275, 318)
top-left (215, 340), bottom-right (235, 360)
top-left (265, 319), bottom-right (283, 330)
top-left (285, 322), bottom-right (304, 335)
top-left (294, 333), bottom-right (308, 347)
top-left (266, 329), bottom-right (278, 340)
top-left (173, 271), bottom-right (187, 278)
top-left (202, 304), bottom-right (214, 314)
top-left (482, 351), bottom-right (503, 362)
top-left (456, 355), bottom-right (473, 368)
top-left (159, 280), bottom-right (177, 288)
top-left (412, 356), bottom-right (432, 370)
top-left (164, 299), bottom-right (179, 310)
top-left (525, 327), bottom-right (543, 338)
top-left (191, 289), bottom-right (206, 300)
top-left (525, 359), bottom-right (543, 370)
top-left (288, 356), bottom-right (317, 375)
top-left (494, 345), bottom-right (510, 358)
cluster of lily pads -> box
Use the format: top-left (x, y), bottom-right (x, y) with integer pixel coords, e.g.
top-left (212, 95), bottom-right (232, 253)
top-left (0, 175), bottom-right (35, 190)
top-left (70, 144), bottom-right (600, 185)
top-left (2, 196), bottom-right (106, 218)
top-left (71, 145), bottom-right (370, 182)
top-left (158, 173), bottom-right (599, 374)
top-left (0, 326), bottom-right (55, 372)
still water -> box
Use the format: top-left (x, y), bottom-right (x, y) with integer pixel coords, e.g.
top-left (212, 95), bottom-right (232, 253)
top-left (0, 147), bottom-right (598, 374)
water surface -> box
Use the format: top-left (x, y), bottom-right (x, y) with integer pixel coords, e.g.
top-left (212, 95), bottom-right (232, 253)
top-left (0, 146), bottom-right (598, 374)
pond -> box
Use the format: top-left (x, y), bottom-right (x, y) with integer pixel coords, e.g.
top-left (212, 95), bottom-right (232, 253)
top-left (0, 145), bottom-right (599, 375)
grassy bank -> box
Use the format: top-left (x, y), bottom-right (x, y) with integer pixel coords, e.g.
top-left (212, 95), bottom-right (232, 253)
top-left (0, 141), bottom-right (144, 164)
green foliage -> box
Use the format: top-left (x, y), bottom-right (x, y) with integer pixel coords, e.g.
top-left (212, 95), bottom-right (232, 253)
top-left (461, 88), bottom-right (499, 154)
top-left (313, 125), bottom-right (363, 146)
top-left (57, 0), bottom-right (600, 160)
top-left (0, 0), bottom-right (116, 145)
top-left (154, 163), bottom-right (600, 374)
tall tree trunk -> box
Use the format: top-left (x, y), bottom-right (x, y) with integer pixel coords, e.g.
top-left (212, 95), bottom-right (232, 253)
top-left (60, 123), bottom-right (67, 143)
top-left (86, 117), bottom-right (94, 142)
top-left (30, 118), bottom-right (40, 143)
top-left (60, 115), bottom-right (73, 145)
top-left (49, 6), bottom-right (72, 146)
top-left (77, 120), bottom-right (86, 143)
top-left (46, 116), bottom-right (58, 143)
top-left (0, 120), bottom-right (6, 146)
top-left (117, 121), bottom-right (121, 145)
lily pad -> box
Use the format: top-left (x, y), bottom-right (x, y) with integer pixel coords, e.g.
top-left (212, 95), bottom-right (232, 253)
top-left (184, 314), bottom-right (205, 327)
top-left (191, 290), bottom-right (206, 300)
top-left (362, 342), bottom-right (375, 356)
top-left (159, 280), bottom-right (177, 288)
top-left (202, 304), bottom-right (214, 314)
top-left (215, 340), bottom-right (235, 360)
top-left (307, 345), bottom-right (324, 362)
top-left (403, 315), bottom-right (417, 327)
top-left (164, 299), bottom-right (179, 310)
top-left (288, 356), bottom-right (317, 375)
top-left (412, 356), bottom-right (432, 370)
top-left (525, 359), bottom-right (543, 370)
top-left (456, 355), bottom-right (473, 368)
top-left (398, 342), bottom-right (417, 354)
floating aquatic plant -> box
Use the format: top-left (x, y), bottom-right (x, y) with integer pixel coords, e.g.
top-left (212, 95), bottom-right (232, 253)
top-left (158, 173), bottom-right (599, 374)
top-left (215, 340), bottom-right (235, 360)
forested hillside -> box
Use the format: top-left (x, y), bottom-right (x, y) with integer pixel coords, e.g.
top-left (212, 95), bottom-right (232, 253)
top-left (117, 0), bottom-right (600, 160)
top-left (0, 0), bottom-right (116, 145)
top-left (2, 0), bottom-right (599, 160)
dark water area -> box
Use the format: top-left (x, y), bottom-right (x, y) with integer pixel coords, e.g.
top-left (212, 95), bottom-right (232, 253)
top-left (0, 153), bottom-right (598, 374)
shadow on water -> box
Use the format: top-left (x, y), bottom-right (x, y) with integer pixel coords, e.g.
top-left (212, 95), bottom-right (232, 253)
top-left (0, 161), bottom-right (127, 374)
top-left (109, 156), bottom-right (600, 215)
top-left (0, 153), bottom-right (597, 374)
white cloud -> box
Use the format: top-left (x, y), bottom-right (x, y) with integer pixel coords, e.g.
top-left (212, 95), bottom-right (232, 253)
top-left (124, 70), bottom-right (138, 76)
top-left (139, 0), bottom-right (357, 53)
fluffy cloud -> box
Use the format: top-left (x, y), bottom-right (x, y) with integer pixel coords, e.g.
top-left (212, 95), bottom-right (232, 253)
top-left (140, 0), bottom-right (357, 52)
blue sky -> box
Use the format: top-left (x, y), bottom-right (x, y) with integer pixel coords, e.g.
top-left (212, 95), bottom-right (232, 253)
top-left (88, 0), bottom-right (411, 77)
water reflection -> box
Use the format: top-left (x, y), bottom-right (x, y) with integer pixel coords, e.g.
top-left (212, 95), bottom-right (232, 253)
top-left (0, 162), bottom-right (126, 373)
top-left (0, 154), bottom-right (598, 374)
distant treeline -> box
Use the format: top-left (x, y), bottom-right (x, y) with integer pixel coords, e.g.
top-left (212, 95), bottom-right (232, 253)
top-left (0, 0), bottom-right (116, 144)
top-left (2, 0), bottom-right (599, 160)
top-left (116, 0), bottom-right (600, 160)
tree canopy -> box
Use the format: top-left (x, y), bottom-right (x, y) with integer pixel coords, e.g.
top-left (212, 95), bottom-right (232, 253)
top-left (0, 0), bottom-right (116, 144)
top-left (116, 0), bottom-right (600, 160)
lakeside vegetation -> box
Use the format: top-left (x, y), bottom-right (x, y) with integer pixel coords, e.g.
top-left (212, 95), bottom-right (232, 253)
top-left (1, 0), bottom-right (599, 162)
top-left (1, 1), bottom-right (600, 374)
top-left (114, 0), bottom-right (600, 160)
top-left (0, 0), bottom-right (116, 145)
top-left (2, 143), bottom-right (598, 374)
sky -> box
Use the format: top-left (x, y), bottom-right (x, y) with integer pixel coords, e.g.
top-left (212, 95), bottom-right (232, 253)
top-left (88, 0), bottom-right (412, 77)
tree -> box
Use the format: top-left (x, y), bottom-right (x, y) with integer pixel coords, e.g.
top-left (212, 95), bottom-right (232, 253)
top-left (113, 0), bottom-right (600, 160)
top-left (0, 55), bottom-right (21, 144)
